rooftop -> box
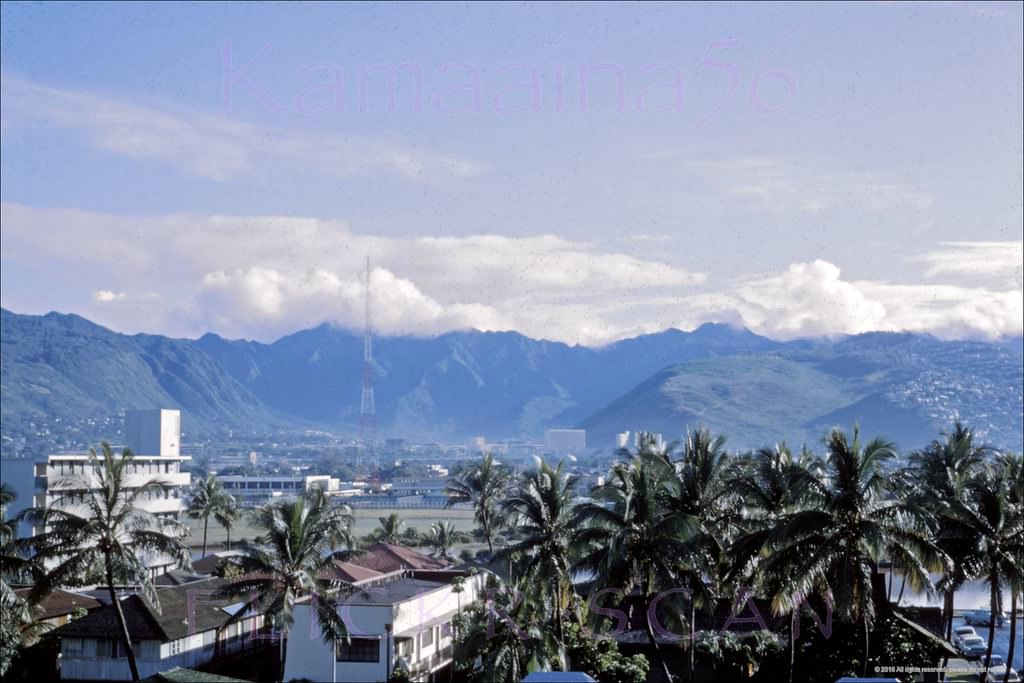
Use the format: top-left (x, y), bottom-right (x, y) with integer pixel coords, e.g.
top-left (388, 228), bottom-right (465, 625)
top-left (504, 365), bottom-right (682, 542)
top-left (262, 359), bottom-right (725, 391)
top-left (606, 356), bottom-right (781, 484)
top-left (51, 578), bottom-right (244, 642)
top-left (346, 542), bottom-right (449, 574)
top-left (342, 577), bottom-right (448, 606)
top-left (14, 588), bottom-right (101, 620)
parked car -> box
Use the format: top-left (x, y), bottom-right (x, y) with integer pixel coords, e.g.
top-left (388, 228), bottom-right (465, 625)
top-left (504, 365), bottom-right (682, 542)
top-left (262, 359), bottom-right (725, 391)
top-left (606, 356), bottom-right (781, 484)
top-left (959, 635), bottom-right (988, 659)
top-left (953, 625), bottom-right (978, 648)
top-left (964, 609), bottom-right (1008, 627)
top-left (982, 657), bottom-right (1021, 682)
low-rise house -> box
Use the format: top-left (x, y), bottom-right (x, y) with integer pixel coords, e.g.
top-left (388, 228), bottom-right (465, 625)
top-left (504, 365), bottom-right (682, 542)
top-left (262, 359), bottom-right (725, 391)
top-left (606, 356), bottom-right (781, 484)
top-left (285, 568), bottom-right (485, 682)
top-left (50, 578), bottom-right (266, 681)
top-left (331, 542), bottom-right (450, 583)
top-left (14, 588), bottom-right (101, 627)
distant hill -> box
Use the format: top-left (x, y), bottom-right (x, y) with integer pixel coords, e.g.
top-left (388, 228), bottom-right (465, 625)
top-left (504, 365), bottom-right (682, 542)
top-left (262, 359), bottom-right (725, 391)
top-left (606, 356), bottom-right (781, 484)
top-left (0, 308), bottom-right (289, 451)
top-left (193, 320), bottom-right (782, 440)
top-left (2, 308), bottom-right (1020, 455)
top-left (581, 332), bottom-right (1023, 451)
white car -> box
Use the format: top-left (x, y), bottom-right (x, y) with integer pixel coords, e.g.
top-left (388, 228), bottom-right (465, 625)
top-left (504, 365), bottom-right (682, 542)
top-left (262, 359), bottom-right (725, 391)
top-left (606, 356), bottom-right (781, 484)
top-left (953, 625), bottom-right (977, 648)
top-left (959, 635), bottom-right (988, 659)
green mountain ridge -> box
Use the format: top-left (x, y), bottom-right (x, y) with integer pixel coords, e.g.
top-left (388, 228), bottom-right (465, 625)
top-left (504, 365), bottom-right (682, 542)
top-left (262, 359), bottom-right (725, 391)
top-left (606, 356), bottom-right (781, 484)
top-left (1, 308), bottom-right (1021, 456)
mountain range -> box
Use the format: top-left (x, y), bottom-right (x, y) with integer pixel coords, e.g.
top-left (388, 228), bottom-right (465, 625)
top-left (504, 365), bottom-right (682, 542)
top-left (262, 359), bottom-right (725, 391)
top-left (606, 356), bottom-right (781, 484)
top-left (2, 307), bottom-right (1021, 455)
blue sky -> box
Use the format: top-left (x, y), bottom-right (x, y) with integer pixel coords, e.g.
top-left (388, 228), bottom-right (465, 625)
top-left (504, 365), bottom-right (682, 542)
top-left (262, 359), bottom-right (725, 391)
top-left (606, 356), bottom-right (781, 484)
top-left (1, 1), bottom-right (1021, 344)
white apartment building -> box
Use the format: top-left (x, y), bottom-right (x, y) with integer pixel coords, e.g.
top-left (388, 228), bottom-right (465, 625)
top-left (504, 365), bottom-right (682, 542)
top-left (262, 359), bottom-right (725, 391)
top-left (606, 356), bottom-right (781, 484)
top-left (4, 409), bottom-right (190, 575)
top-left (285, 569), bottom-right (485, 683)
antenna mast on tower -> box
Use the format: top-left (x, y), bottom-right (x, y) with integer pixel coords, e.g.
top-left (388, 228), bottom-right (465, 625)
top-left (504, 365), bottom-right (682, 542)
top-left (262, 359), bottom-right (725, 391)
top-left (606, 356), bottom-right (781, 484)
top-left (359, 256), bottom-right (378, 469)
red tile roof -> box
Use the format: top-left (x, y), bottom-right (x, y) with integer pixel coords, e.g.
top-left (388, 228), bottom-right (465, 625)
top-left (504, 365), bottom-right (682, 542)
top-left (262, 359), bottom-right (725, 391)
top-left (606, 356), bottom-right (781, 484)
top-left (331, 560), bottom-right (384, 583)
top-left (347, 543), bottom-right (449, 574)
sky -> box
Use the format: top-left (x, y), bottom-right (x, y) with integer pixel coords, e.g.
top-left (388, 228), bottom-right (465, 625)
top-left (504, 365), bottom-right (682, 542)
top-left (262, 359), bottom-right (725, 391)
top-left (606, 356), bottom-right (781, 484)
top-left (1, 1), bottom-right (1022, 346)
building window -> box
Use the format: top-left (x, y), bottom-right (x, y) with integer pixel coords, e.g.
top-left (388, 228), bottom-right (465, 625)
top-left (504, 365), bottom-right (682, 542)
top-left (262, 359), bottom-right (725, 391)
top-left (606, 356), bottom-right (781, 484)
top-left (64, 639), bottom-right (83, 657)
top-left (420, 628), bottom-right (434, 649)
top-left (336, 637), bottom-right (379, 662)
top-left (441, 621), bottom-right (452, 638)
top-left (96, 639), bottom-right (124, 658)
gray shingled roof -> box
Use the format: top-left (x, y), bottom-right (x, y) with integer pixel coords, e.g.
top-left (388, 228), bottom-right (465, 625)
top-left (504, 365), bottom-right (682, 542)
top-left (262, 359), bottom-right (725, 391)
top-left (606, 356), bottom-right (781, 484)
top-left (51, 578), bottom-right (240, 642)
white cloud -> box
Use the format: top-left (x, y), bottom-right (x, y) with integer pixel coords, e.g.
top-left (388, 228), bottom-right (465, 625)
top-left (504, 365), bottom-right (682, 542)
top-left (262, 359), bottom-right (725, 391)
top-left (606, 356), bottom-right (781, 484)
top-left (0, 73), bottom-right (485, 184)
top-left (92, 290), bottom-right (126, 303)
top-left (2, 203), bottom-right (1020, 345)
top-left (917, 241), bottom-right (1023, 286)
top-left (733, 260), bottom-right (888, 338)
top-left (655, 154), bottom-right (935, 215)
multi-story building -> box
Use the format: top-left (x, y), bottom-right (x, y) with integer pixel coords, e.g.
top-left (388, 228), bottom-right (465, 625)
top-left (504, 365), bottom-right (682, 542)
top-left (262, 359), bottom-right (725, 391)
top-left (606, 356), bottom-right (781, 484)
top-left (4, 409), bottom-right (190, 575)
top-left (218, 473), bottom-right (351, 507)
top-left (286, 566), bottom-right (485, 682)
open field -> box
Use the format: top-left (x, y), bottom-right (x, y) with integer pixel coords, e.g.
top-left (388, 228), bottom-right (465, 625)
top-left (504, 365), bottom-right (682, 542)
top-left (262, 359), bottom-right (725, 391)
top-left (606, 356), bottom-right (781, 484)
top-left (185, 506), bottom-right (477, 549)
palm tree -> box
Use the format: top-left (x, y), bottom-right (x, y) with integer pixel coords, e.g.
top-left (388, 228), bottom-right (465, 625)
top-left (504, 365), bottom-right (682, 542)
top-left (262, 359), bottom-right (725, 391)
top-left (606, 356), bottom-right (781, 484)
top-left (940, 457), bottom-right (1024, 682)
top-left (187, 474), bottom-right (233, 558)
top-left (500, 458), bottom-right (579, 643)
top-left (1, 483), bottom-right (47, 677)
top-left (446, 453), bottom-right (509, 555)
top-left (20, 443), bottom-right (191, 681)
top-left (453, 576), bottom-right (562, 682)
top-left (725, 444), bottom-right (823, 683)
top-left (220, 489), bottom-right (358, 681)
top-left (426, 520), bottom-right (458, 561)
top-left (667, 428), bottom-right (733, 675)
top-left (375, 512), bottom-right (406, 544)
top-left (997, 453), bottom-right (1022, 683)
top-left (574, 449), bottom-right (698, 682)
top-left (906, 422), bottom-right (988, 639)
top-left (214, 493), bottom-right (239, 550)
top-left (758, 427), bottom-right (947, 677)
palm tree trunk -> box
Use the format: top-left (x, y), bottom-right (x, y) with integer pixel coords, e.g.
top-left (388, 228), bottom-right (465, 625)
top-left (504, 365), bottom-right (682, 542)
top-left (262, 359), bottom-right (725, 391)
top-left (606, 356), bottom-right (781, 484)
top-left (945, 590), bottom-right (954, 640)
top-left (689, 601), bottom-right (696, 676)
top-left (644, 592), bottom-right (674, 683)
top-left (1004, 588), bottom-right (1018, 683)
top-left (862, 614), bottom-right (870, 678)
top-left (981, 565), bottom-right (998, 683)
top-left (789, 610), bottom-right (796, 683)
top-left (225, 526), bottom-right (231, 551)
top-left (105, 553), bottom-right (141, 681)
top-left (202, 515), bottom-right (209, 558)
top-left (279, 630), bottom-right (288, 683)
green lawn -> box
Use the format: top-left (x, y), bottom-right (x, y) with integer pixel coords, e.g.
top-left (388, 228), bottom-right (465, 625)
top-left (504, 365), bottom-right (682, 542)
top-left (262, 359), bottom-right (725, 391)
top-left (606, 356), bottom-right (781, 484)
top-left (185, 506), bottom-right (477, 550)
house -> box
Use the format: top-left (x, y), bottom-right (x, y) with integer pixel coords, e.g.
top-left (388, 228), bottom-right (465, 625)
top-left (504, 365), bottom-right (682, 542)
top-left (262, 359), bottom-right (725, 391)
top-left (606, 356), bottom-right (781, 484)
top-left (50, 578), bottom-right (266, 681)
top-left (331, 542), bottom-right (450, 583)
top-left (285, 568), bottom-right (485, 682)
top-left (13, 588), bottom-right (101, 627)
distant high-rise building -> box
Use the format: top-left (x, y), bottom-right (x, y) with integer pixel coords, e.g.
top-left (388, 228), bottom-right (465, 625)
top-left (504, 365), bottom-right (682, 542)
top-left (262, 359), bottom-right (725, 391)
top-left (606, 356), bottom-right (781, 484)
top-left (544, 429), bottom-right (586, 454)
top-left (616, 431), bottom-right (631, 449)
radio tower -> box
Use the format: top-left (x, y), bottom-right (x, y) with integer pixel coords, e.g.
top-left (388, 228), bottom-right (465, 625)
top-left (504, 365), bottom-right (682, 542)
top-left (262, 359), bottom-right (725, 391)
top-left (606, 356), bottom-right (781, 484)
top-left (359, 256), bottom-right (377, 469)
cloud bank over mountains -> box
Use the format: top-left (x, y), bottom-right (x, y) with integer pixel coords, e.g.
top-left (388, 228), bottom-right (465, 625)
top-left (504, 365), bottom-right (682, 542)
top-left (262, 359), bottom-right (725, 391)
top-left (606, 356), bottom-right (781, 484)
top-left (2, 202), bottom-right (1019, 345)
